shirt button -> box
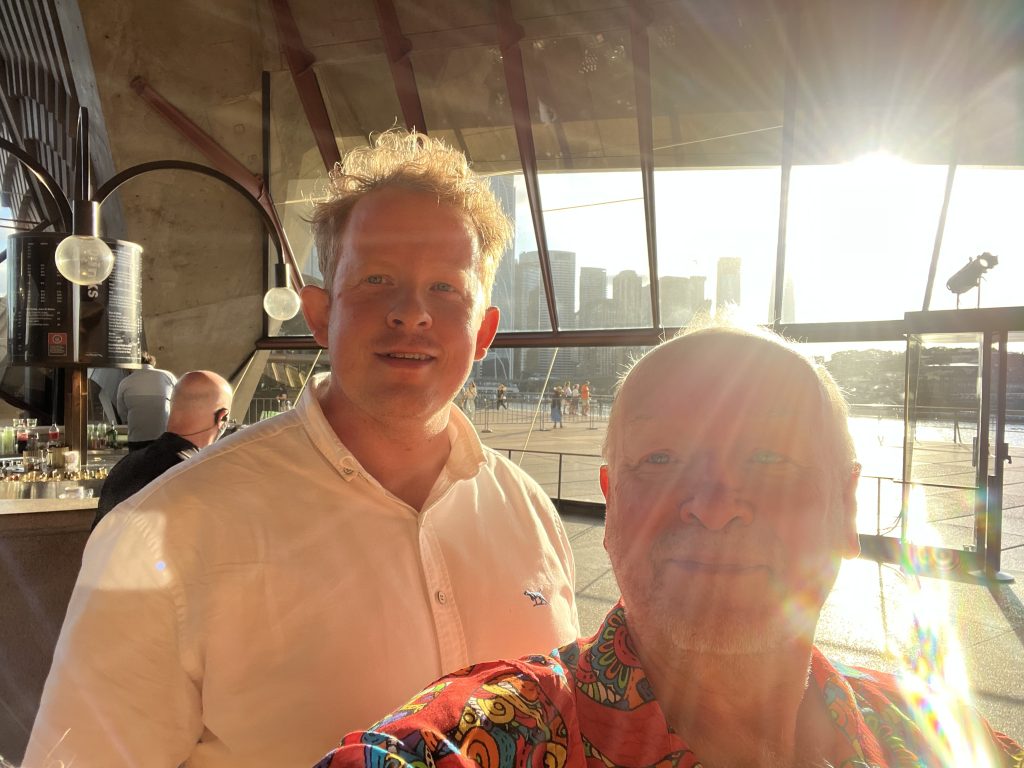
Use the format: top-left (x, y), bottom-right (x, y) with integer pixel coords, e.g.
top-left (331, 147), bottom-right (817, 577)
top-left (342, 467), bottom-right (353, 476)
top-left (435, 590), bottom-right (447, 604)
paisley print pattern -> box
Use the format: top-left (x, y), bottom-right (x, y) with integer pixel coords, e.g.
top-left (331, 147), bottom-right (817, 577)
top-left (317, 602), bottom-right (1022, 768)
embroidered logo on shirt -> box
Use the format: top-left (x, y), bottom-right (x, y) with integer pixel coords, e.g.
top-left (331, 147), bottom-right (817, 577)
top-left (523, 589), bottom-right (548, 607)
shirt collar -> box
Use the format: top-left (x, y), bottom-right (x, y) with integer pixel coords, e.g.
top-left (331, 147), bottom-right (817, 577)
top-left (297, 373), bottom-right (486, 483)
top-left (573, 602), bottom-right (889, 767)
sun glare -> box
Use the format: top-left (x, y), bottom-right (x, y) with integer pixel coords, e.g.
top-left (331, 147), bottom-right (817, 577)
top-left (897, 486), bottom-right (1004, 767)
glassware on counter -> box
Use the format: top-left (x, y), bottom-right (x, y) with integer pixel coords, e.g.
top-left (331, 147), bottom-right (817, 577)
top-left (1, 426), bottom-right (15, 455)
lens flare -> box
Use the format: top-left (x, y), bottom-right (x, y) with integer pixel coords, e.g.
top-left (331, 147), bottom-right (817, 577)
top-left (897, 485), bottom-right (1003, 767)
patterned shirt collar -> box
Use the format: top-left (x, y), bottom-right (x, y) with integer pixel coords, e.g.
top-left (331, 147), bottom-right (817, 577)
top-left (564, 601), bottom-right (892, 768)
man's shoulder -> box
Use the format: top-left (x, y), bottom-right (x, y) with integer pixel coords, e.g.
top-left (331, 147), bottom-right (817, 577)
top-left (118, 411), bottom-right (310, 505)
top-left (479, 447), bottom-right (557, 509)
top-left (480, 446), bottom-right (543, 485)
top-left (823, 656), bottom-right (1024, 763)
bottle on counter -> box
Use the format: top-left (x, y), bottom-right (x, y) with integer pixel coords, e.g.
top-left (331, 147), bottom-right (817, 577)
top-left (47, 424), bottom-right (65, 469)
top-left (105, 422), bottom-right (119, 449)
top-left (16, 421), bottom-right (29, 454)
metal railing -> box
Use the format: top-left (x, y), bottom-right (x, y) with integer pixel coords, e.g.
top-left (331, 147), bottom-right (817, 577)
top-left (457, 394), bottom-right (613, 432)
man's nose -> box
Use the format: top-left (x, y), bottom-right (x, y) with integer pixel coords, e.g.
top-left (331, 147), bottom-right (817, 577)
top-left (386, 289), bottom-right (432, 328)
top-left (679, 476), bottom-right (754, 530)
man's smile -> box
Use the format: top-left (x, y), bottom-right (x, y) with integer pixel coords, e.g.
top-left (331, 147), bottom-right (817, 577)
top-left (380, 352), bottom-right (434, 360)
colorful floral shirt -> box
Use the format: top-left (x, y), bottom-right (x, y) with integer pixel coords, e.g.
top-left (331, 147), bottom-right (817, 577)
top-left (318, 603), bottom-right (1023, 768)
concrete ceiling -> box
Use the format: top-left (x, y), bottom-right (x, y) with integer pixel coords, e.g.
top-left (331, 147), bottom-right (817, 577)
top-left (1, 0), bottom-right (1022, 380)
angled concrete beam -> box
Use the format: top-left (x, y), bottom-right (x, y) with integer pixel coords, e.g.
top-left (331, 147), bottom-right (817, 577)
top-left (373, 0), bottom-right (428, 133)
top-left (129, 76), bottom-right (301, 287)
top-left (268, 0), bottom-right (342, 170)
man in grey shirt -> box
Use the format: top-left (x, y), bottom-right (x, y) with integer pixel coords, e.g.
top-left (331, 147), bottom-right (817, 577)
top-left (115, 352), bottom-right (177, 450)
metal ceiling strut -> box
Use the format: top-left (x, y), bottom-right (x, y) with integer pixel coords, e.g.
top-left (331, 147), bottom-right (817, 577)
top-left (268, 0), bottom-right (342, 169)
top-left (129, 76), bottom-right (302, 288)
top-left (495, 0), bottom-right (560, 333)
top-left (373, 0), bottom-right (429, 133)
top-left (628, 0), bottom-right (660, 330)
top-left (772, 4), bottom-right (801, 329)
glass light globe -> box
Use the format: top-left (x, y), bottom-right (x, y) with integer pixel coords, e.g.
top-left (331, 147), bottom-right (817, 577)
top-left (263, 286), bottom-right (301, 321)
top-left (54, 235), bottom-right (115, 285)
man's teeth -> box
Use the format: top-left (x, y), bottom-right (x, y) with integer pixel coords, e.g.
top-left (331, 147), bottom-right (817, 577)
top-left (387, 353), bottom-right (430, 360)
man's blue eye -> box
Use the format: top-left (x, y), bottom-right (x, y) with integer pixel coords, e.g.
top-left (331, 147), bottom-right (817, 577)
top-left (434, 282), bottom-right (454, 292)
top-left (366, 275), bottom-right (384, 285)
top-left (751, 449), bottom-right (786, 465)
top-left (643, 452), bottom-right (671, 465)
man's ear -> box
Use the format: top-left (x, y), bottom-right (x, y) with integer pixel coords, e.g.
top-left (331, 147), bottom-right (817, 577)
top-left (839, 463), bottom-right (862, 558)
top-left (474, 306), bottom-right (500, 361)
top-left (600, 465), bottom-right (612, 553)
top-left (300, 285), bottom-right (330, 348)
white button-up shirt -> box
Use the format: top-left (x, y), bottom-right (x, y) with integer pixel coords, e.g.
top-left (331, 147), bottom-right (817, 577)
top-left (26, 376), bottom-right (579, 768)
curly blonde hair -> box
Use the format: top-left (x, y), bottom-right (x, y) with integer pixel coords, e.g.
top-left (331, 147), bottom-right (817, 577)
top-left (310, 129), bottom-right (512, 300)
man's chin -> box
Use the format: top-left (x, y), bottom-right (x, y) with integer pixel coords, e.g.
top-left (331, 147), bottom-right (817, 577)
top-left (628, 598), bottom-right (811, 657)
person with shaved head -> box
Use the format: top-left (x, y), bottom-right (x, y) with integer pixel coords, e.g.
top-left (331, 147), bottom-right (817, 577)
top-left (317, 325), bottom-right (1021, 768)
top-left (93, 370), bottom-right (234, 529)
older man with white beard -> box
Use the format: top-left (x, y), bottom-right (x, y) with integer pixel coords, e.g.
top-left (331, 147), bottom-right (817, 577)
top-left (316, 326), bottom-right (1022, 768)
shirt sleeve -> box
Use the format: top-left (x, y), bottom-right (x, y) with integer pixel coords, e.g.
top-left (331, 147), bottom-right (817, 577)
top-left (315, 657), bottom-right (577, 768)
top-left (23, 511), bottom-right (202, 768)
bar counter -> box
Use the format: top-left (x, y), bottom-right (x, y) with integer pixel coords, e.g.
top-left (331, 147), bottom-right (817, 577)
top-left (0, 487), bottom-right (98, 761)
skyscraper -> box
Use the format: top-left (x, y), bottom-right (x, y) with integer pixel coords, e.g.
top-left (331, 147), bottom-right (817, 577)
top-left (716, 257), bottom-right (742, 310)
top-left (546, 250), bottom-right (577, 332)
top-left (484, 175), bottom-right (516, 380)
top-left (578, 267), bottom-right (608, 328)
top-left (514, 258), bottom-right (543, 332)
top-left (541, 250), bottom-right (577, 379)
top-left (659, 276), bottom-right (691, 327)
top-left (612, 269), bottom-right (645, 327)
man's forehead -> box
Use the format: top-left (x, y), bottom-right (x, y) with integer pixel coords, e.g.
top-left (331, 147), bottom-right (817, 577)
top-left (345, 188), bottom-right (476, 241)
top-left (620, 335), bottom-right (824, 421)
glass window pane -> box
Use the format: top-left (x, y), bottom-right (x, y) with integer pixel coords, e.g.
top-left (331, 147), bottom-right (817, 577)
top-left (649, 9), bottom-right (783, 326)
top-left (931, 168), bottom-right (1024, 311)
top-left (801, 341), bottom-right (907, 539)
top-left (471, 344), bottom-right (650, 500)
top-left (515, 19), bottom-right (651, 331)
top-left (654, 169), bottom-right (780, 325)
top-left (650, 7), bottom-right (786, 168)
top-left (500, 176), bottom-right (552, 333)
top-left (407, 42), bottom-right (522, 175)
top-left (238, 349), bottom-right (327, 425)
top-left (538, 171), bottom-right (650, 330)
top-left (785, 157), bottom-right (949, 322)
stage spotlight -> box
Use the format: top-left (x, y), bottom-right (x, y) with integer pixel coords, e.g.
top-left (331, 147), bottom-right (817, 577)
top-left (946, 252), bottom-right (999, 306)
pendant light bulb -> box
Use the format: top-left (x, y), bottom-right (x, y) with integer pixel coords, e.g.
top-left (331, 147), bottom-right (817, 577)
top-left (54, 235), bottom-right (115, 285)
top-left (264, 262), bottom-right (301, 321)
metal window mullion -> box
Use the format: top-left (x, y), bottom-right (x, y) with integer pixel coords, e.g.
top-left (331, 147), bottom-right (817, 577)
top-left (628, 0), bottom-right (659, 330)
top-left (495, 0), bottom-right (559, 333)
top-left (772, 4), bottom-right (800, 328)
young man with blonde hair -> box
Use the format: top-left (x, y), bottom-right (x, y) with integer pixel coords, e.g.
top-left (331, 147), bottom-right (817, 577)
top-left (27, 130), bottom-right (578, 768)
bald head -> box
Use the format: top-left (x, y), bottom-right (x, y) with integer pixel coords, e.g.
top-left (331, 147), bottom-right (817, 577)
top-left (604, 327), bottom-right (856, 487)
top-left (166, 371), bottom-right (234, 448)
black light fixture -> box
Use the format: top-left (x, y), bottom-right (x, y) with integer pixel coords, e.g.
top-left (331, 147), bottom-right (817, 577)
top-left (945, 252), bottom-right (999, 308)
